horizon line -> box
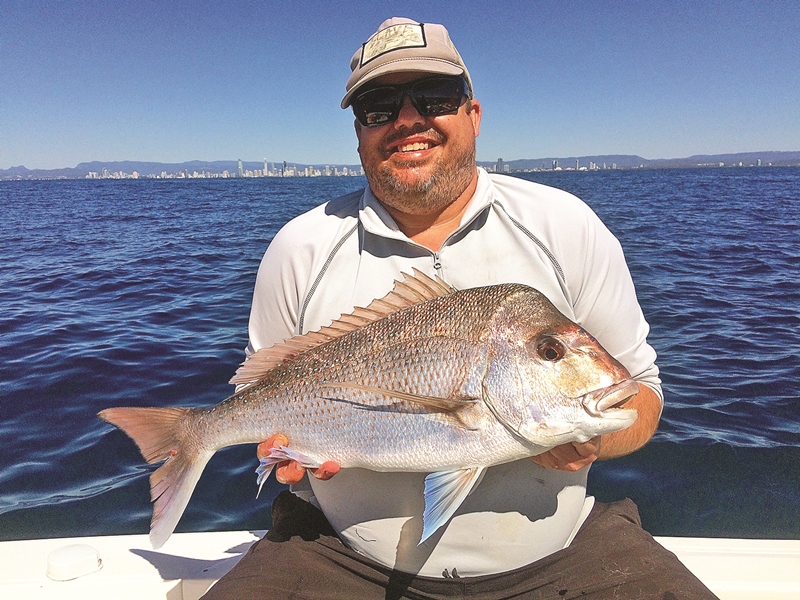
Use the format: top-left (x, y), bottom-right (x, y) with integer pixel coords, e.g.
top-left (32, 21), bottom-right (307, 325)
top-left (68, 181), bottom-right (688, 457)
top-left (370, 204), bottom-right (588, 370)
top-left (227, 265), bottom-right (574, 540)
top-left (4, 149), bottom-right (800, 173)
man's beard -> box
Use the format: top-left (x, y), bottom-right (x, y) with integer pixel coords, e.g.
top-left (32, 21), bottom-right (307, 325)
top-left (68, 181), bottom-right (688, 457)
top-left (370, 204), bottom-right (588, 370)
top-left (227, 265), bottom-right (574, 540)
top-left (364, 133), bottom-right (477, 216)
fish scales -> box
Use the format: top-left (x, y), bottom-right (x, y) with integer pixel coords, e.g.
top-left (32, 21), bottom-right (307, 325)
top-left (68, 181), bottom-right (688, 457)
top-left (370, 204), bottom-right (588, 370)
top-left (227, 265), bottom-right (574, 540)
top-left (195, 285), bottom-right (528, 469)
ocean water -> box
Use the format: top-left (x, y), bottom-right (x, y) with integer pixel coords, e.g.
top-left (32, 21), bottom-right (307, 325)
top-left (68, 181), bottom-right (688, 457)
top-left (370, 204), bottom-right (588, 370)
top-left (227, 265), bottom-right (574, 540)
top-left (0, 168), bottom-right (798, 542)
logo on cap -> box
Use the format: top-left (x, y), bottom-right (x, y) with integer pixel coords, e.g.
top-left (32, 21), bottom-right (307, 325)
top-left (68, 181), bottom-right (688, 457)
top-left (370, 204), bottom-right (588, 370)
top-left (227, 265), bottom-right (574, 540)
top-left (360, 23), bottom-right (427, 67)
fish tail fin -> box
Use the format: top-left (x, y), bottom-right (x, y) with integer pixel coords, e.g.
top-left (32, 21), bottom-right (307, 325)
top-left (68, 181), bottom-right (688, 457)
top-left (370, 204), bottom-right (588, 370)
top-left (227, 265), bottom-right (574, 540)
top-left (98, 406), bottom-right (213, 549)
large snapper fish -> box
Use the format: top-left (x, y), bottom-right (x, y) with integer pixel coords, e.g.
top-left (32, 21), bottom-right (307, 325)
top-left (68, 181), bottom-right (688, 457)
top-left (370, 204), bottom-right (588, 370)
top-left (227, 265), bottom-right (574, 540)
top-left (99, 271), bottom-right (639, 548)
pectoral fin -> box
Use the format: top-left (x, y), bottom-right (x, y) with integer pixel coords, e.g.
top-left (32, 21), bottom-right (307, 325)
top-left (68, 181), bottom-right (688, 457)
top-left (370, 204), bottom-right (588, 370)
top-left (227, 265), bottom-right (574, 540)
top-left (319, 382), bottom-right (482, 430)
top-left (255, 446), bottom-right (321, 497)
top-left (421, 467), bottom-right (486, 544)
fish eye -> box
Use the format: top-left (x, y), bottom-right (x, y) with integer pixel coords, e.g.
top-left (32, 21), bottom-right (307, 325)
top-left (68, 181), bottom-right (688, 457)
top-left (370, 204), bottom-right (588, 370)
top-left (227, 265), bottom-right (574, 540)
top-left (537, 337), bottom-right (566, 362)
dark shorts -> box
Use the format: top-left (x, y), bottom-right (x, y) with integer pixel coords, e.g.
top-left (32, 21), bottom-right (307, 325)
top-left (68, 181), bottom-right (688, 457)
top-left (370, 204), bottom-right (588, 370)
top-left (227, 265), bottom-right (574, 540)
top-left (203, 491), bottom-right (718, 599)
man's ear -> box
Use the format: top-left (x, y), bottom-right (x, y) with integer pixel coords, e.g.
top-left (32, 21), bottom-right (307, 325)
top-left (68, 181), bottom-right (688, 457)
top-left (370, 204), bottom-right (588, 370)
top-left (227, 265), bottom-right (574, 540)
top-left (468, 98), bottom-right (482, 138)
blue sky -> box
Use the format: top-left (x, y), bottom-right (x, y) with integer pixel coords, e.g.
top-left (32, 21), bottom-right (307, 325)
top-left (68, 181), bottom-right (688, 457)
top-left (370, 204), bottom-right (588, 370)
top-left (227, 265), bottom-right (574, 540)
top-left (2, 0), bottom-right (798, 169)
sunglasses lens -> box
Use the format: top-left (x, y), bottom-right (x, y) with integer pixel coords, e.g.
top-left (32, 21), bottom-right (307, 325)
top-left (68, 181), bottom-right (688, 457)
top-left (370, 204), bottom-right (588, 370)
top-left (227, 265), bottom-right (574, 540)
top-left (354, 77), bottom-right (466, 127)
top-left (354, 88), bottom-right (399, 126)
top-left (412, 78), bottom-right (464, 116)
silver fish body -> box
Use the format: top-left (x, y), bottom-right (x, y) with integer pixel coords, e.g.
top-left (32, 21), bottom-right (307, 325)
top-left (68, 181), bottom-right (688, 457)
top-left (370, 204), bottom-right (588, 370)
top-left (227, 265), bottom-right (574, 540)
top-left (99, 272), bottom-right (639, 548)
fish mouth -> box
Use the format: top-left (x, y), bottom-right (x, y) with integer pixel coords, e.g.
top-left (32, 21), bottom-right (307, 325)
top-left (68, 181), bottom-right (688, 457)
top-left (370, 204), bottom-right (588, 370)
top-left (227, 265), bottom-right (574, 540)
top-left (581, 379), bottom-right (640, 417)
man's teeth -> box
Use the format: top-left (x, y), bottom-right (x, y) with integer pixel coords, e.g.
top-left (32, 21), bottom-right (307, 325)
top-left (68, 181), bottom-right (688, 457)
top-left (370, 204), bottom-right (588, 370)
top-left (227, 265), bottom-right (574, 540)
top-left (398, 142), bottom-right (430, 152)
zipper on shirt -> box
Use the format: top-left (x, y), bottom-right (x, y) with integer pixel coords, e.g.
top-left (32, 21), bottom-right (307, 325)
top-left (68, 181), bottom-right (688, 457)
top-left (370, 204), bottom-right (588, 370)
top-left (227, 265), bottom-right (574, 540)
top-left (432, 252), bottom-right (442, 275)
top-left (429, 201), bottom-right (489, 279)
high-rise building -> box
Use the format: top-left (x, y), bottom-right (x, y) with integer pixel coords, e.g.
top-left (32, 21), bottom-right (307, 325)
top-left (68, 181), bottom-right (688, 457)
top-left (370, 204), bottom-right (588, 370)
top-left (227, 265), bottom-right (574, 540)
top-left (238, 159), bottom-right (243, 178)
top-left (496, 158), bottom-right (504, 173)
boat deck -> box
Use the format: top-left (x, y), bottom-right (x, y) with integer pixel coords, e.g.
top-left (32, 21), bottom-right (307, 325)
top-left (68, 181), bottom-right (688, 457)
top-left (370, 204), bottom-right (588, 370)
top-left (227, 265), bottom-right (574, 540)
top-left (1, 531), bottom-right (798, 599)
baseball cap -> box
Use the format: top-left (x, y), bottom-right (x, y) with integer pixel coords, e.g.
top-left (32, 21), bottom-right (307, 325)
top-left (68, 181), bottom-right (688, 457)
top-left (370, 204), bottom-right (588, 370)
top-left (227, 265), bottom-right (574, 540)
top-left (341, 17), bottom-right (473, 109)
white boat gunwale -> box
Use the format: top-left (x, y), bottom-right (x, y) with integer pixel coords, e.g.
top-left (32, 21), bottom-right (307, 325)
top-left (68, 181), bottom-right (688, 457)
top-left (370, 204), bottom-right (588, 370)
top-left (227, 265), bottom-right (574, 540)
top-left (1, 531), bottom-right (799, 599)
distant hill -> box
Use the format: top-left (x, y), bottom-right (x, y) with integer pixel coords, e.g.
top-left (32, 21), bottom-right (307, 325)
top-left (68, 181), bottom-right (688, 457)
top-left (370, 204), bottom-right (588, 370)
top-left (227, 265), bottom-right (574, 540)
top-left (478, 151), bottom-right (800, 171)
top-left (2, 152), bottom-right (800, 180)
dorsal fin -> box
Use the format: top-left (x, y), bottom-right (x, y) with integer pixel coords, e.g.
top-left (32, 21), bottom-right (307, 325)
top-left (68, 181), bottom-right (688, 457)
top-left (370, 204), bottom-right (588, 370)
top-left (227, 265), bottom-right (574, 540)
top-left (228, 269), bottom-right (455, 386)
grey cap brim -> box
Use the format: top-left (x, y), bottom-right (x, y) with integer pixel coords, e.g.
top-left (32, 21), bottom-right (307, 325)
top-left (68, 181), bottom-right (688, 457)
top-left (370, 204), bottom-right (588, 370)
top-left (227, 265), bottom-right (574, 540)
top-left (341, 60), bottom-right (466, 109)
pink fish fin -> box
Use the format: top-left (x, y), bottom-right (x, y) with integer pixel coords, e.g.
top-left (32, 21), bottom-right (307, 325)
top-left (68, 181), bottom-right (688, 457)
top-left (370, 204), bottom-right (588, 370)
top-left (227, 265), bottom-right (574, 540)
top-left (371, 269), bottom-right (455, 311)
top-left (98, 406), bottom-right (213, 549)
top-left (229, 271), bottom-right (454, 387)
top-left (255, 445), bottom-right (323, 498)
top-left (401, 268), bottom-right (456, 298)
top-left (229, 345), bottom-right (303, 386)
top-left (319, 270), bottom-right (455, 330)
top-left (228, 332), bottom-right (341, 385)
top-left (421, 467), bottom-right (486, 544)
top-left (318, 382), bottom-right (481, 430)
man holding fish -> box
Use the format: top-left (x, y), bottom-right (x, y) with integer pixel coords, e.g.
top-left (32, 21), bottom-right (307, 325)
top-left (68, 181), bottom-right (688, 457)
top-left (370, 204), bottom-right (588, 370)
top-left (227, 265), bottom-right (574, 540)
top-left (200, 17), bottom-right (719, 599)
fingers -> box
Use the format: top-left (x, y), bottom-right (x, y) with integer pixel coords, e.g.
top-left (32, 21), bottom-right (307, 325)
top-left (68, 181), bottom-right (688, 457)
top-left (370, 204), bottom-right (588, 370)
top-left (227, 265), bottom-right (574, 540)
top-left (310, 461), bottom-right (340, 481)
top-left (276, 460), bottom-right (307, 485)
top-left (256, 434), bottom-right (306, 485)
top-left (572, 436), bottom-right (602, 461)
top-left (531, 437), bottom-right (602, 472)
top-left (256, 435), bottom-right (340, 484)
top-left (257, 434), bottom-right (288, 460)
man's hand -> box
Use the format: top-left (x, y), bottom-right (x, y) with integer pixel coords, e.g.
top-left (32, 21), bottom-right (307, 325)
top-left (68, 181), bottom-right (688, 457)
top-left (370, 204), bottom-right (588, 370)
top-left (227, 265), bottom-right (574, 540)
top-left (257, 434), bottom-right (340, 485)
top-left (531, 437), bottom-right (601, 471)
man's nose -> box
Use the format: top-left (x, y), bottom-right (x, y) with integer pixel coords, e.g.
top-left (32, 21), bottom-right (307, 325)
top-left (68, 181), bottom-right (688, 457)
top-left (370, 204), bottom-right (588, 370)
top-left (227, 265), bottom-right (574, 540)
top-left (393, 95), bottom-right (425, 128)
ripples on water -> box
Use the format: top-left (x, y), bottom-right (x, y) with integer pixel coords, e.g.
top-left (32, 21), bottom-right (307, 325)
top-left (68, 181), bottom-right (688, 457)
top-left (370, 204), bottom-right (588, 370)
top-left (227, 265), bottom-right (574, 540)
top-left (0, 169), bottom-right (797, 540)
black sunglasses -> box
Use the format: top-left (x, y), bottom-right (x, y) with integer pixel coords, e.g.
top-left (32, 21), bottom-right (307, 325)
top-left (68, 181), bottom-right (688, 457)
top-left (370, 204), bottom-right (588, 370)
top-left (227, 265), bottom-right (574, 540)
top-left (352, 76), bottom-right (469, 127)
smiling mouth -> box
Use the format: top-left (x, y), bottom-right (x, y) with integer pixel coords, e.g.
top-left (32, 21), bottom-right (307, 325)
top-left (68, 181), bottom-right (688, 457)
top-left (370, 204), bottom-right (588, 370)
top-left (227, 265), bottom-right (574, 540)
top-left (385, 127), bottom-right (443, 155)
top-left (397, 142), bottom-right (432, 152)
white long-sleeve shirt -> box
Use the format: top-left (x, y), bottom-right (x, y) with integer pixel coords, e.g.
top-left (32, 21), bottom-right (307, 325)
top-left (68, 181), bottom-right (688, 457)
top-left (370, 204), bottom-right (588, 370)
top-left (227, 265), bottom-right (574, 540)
top-left (245, 168), bottom-right (661, 576)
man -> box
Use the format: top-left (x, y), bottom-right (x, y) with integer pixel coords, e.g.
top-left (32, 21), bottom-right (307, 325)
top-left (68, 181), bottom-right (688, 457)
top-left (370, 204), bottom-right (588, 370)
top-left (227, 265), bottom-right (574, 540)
top-left (205, 17), bottom-right (717, 599)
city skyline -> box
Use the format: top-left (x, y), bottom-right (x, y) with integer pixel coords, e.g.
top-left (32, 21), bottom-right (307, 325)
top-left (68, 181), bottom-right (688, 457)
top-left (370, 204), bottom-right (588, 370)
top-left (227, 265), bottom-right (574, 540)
top-left (3, 1), bottom-right (799, 170)
top-left (5, 149), bottom-right (797, 181)
top-left (84, 160), bottom-right (367, 180)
